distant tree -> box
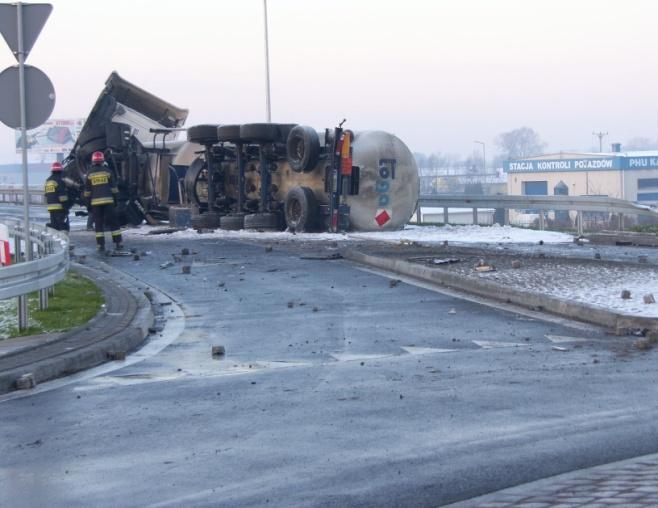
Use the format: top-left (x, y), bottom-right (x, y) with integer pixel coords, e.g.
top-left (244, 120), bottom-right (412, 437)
top-left (413, 152), bottom-right (428, 169)
top-left (624, 137), bottom-right (657, 151)
top-left (495, 127), bottom-right (547, 159)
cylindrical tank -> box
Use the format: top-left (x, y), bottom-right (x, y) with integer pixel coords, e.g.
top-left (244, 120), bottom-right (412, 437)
top-left (346, 130), bottom-right (419, 231)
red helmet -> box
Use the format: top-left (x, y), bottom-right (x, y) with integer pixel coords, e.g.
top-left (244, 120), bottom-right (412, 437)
top-left (91, 151), bottom-right (105, 164)
top-left (51, 162), bottom-right (63, 172)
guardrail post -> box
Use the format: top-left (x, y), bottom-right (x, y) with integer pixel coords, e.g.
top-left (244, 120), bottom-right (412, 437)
top-left (504, 209), bottom-right (510, 226)
top-left (539, 211), bottom-right (545, 231)
top-left (415, 205), bottom-right (421, 224)
top-left (17, 294), bottom-right (28, 331)
top-left (443, 207), bottom-right (449, 225)
top-left (472, 208), bottom-right (478, 225)
top-left (577, 211), bottom-right (584, 236)
top-left (13, 233), bottom-right (21, 263)
top-left (619, 213), bottom-right (624, 231)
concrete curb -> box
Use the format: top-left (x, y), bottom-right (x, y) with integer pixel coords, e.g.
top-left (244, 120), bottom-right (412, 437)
top-left (0, 263), bottom-right (154, 394)
top-left (343, 249), bottom-right (658, 335)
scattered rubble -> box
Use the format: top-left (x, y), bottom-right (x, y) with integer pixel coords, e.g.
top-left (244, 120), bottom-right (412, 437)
top-left (621, 290), bottom-right (631, 300)
top-left (644, 294), bottom-right (655, 304)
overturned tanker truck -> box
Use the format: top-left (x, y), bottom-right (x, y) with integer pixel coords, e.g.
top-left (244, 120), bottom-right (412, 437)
top-left (62, 72), bottom-right (419, 232)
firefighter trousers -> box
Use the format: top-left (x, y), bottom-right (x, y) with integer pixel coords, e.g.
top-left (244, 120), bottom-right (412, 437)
top-left (92, 204), bottom-right (122, 248)
top-left (48, 209), bottom-right (70, 232)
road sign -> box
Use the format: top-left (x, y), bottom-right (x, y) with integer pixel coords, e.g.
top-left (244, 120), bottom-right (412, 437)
top-left (0, 64), bottom-right (55, 129)
top-left (0, 3), bottom-right (52, 62)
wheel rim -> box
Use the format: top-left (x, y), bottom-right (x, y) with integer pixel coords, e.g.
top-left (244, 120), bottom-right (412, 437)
top-left (288, 198), bottom-right (302, 223)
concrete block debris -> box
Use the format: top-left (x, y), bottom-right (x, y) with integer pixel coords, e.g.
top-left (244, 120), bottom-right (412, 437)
top-left (107, 351), bottom-right (126, 361)
top-left (211, 345), bottom-right (226, 356)
top-left (644, 294), bottom-right (656, 304)
top-left (621, 290), bottom-right (631, 300)
top-left (182, 265), bottom-right (191, 274)
top-left (15, 373), bottom-right (36, 390)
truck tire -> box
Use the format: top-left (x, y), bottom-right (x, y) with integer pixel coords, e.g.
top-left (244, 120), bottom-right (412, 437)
top-left (187, 124), bottom-right (220, 145)
top-left (286, 125), bottom-right (320, 173)
top-left (244, 212), bottom-right (282, 231)
top-left (240, 123), bottom-right (280, 143)
top-left (191, 211), bottom-right (221, 230)
top-left (220, 214), bottom-right (245, 230)
top-left (217, 124), bottom-right (242, 143)
top-left (284, 186), bottom-right (319, 232)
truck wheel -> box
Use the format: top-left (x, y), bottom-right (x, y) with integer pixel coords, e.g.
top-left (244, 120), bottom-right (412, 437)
top-left (220, 214), bottom-right (245, 230)
top-left (284, 186), bottom-right (318, 232)
top-left (187, 124), bottom-right (220, 145)
top-left (244, 212), bottom-right (282, 231)
top-left (191, 212), bottom-right (221, 230)
top-left (240, 123), bottom-right (280, 143)
top-left (217, 124), bottom-right (242, 143)
top-left (286, 125), bottom-right (320, 173)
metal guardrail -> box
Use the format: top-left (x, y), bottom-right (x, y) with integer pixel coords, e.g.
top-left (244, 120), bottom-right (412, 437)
top-left (0, 186), bottom-right (44, 205)
top-left (417, 194), bottom-right (658, 234)
top-left (0, 216), bottom-right (69, 330)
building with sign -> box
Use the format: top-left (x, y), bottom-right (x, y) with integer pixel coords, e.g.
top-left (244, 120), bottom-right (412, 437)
top-left (504, 149), bottom-right (658, 205)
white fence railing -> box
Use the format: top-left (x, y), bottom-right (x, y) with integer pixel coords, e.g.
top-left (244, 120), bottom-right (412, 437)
top-left (417, 194), bottom-right (658, 234)
top-left (0, 217), bottom-right (69, 330)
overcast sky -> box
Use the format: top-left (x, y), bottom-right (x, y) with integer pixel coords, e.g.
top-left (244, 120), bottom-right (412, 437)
top-left (1, 0), bottom-right (657, 164)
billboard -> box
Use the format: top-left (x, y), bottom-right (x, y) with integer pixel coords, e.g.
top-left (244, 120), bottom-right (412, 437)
top-left (15, 118), bottom-right (84, 155)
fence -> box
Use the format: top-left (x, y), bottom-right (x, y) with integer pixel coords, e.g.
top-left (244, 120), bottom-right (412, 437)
top-left (0, 216), bottom-right (69, 330)
top-left (0, 186), bottom-right (44, 205)
top-left (416, 194), bottom-right (658, 234)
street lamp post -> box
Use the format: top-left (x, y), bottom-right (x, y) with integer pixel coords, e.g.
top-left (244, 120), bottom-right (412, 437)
top-left (263, 0), bottom-right (272, 123)
top-left (474, 140), bottom-right (485, 173)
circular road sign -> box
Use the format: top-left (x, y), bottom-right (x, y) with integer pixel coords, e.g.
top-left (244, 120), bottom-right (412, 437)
top-left (0, 65), bottom-right (55, 130)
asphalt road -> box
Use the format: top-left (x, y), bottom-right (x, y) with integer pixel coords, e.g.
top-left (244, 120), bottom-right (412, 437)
top-left (1, 216), bottom-right (658, 507)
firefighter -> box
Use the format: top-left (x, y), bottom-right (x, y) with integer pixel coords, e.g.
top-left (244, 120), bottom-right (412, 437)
top-left (83, 151), bottom-right (124, 252)
top-left (44, 161), bottom-right (70, 231)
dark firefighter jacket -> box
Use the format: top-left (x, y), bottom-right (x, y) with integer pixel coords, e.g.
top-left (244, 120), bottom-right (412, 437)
top-left (44, 173), bottom-right (69, 212)
top-left (83, 164), bottom-right (119, 206)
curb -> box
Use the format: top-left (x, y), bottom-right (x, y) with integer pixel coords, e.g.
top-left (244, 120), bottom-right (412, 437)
top-left (0, 262), bottom-right (154, 394)
top-left (343, 249), bottom-right (658, 335)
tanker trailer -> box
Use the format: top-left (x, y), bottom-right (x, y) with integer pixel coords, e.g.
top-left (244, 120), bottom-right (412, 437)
top-left (179, 122), bottom-right (419, 232)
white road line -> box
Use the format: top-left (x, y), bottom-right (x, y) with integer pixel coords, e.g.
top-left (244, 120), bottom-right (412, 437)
top-left (401, 346), bottom-right (457, 355)
top-left (545, 334), bottom-right (590, 343)
top-left (473, 340), bottom-right (530, 349)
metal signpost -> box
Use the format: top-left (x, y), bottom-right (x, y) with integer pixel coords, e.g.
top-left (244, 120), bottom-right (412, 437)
top-left (0, 1), bottom-right (54, 329)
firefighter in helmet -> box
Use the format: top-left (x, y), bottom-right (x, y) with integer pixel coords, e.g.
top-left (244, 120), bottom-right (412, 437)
top-left (83, 151), bottom-right (124, 252)
top-left (44, 161), bottom-right (70, 231)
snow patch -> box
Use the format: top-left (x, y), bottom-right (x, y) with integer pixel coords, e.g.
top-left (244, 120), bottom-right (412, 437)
top-left (124, 224), bottom-right (573, 245)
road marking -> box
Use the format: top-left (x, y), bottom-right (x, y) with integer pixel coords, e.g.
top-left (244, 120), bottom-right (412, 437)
top-left (545, 334), bottom-right (589, 343)
top-left (401, 346), bottom-right (457, 355)
top-left (330, 353), bottom-right (395, 362)
top-left (473, 340), bottom-right (530, 349)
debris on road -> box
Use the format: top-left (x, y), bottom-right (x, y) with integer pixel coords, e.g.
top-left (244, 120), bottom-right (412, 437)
top-left (551, 346), bottom-right (569, 352)
top-left (159, 261), bottom-right (174, 270)
top-left (474, 259), bottom-right (496, 272)
top-left (431, 258), bottom-right (460, 265)
top-left (511, 260), bottom-right (522, 269)
top-left (448, 308), bottom-right (457, 314)
top-left (182, 265), bottom-right (191, 274)
top-left (389, 279), bottom-right (401, 288)
top-left (621, 289), bottom-right (631, 300)
top-left (644, 294), bottom-right (655, 304)
top-left (299, 252), bottom-right (343, 260)
top-left (181, 248), bottom-right (190, 256)
top-left (212, 345), bottom-right (226, 357)
top-left (15, 373), bottom-right (36, 390)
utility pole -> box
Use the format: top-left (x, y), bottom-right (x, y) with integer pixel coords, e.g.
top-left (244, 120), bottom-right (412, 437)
top-left (263, 0), bottom-right (271, 123)
top-left (474, 140), bottom-right (485, 173)
top-left (592, 131), bottom-right (608, 152)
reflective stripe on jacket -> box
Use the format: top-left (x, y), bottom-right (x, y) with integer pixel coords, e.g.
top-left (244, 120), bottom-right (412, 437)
top-left (84, 164), bottom-right (119, 206)
top-left (45, 174), bottom-right (69, 212)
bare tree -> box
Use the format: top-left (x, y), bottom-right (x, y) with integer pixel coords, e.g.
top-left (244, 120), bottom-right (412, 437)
top-left (495, 127), bottom-right (547, 159)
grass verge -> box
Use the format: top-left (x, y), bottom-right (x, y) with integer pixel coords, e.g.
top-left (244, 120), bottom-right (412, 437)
top-left (1, 272), bottom-right (104, 339)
